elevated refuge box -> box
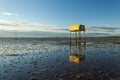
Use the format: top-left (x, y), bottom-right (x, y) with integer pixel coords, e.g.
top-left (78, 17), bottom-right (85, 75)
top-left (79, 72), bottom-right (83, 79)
top-left (69, 24), bottom-right (86, 63)
top-left (69, 24), bottom-right (85, 32)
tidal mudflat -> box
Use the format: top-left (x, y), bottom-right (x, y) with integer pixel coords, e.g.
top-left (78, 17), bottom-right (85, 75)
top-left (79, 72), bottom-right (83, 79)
top-left (0, 38), bottom-right (120, 80)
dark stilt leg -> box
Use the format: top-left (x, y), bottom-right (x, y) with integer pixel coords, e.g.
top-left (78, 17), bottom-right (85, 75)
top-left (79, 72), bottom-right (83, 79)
top-left (78, 31), bottom-right (80, 54)
top-left (84, 31), bottom-right (86, 50)
top-left (75, 31), bottom-right (77, 53)
top-left (69, 32), bottom-right (71, 53)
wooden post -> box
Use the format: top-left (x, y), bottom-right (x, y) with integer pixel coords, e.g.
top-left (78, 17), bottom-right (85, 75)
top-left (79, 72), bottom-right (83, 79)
top-left (69, 32), bottom-right (71, 51)
top-left (75, 32), bottom-right (77, 45)
top-left (78, 31), bottom-right (80, 49)
top-left (75, 31), bottom-right (77, 53)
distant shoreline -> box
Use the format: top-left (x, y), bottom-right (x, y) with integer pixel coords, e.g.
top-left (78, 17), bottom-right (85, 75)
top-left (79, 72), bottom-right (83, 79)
top-left (0, 36), bottom-right (119, 43)
top-left (0, 36), bottom-right (119, 38)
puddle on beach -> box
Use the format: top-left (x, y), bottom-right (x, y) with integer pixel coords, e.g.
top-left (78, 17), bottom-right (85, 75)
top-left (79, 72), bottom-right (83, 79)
top-left (0, 39), bottom-right (120, 80)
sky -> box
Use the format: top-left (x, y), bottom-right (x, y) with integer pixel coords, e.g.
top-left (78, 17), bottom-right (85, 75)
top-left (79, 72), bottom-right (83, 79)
top-left (0, 0), bottom-right (120, 37)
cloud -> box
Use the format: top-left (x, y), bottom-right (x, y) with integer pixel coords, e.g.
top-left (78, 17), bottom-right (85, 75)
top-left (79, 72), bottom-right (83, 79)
top-left (0, 20), bottom-right (56, 27)
top-left (0, 20), bottom-right (119, 34)
top-left (37, 28), bottom-right (68, 33)
top-left (0, 20), bottom-right (119, 37)
top-left (1, 12), bottom-right (17, 16)
top-left (0, 20), bottom-right (67, 33)
top-left (86, 26), bottom-right (120, 30)
top-left (85, 26), bottom-right (120, 37)
top-left (86, 26), bottom-right (120, 33)
top-left (0, 29), bottom-right (68, 37)
top-left (0, 28), bottom-right (119, 37)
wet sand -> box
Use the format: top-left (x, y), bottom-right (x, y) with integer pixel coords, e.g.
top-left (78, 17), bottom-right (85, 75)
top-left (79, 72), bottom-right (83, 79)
top-left (0, 37), bottom-right (120, 80)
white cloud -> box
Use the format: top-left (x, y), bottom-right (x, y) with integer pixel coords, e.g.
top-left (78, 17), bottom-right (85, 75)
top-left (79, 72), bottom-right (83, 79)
top-left (1, 12), bottom-right (17, 16)
top-left (36, 28), bottom-right (68, 33)
top-left (85, 26), bottom-right (120, 36)
top-left (0, 20), bottom-right (56, 27)
top-left (0, 20), bottom-right (119, 37)
top-left (0, 20), bottom-right (62, 32)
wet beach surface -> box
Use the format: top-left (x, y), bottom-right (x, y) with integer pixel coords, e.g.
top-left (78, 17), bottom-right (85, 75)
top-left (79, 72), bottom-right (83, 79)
top-left (0, 38), bottom-right (120, 80)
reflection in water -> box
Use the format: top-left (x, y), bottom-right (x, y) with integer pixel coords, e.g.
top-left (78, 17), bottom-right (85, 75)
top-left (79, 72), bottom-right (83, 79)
top-left (69, 54), bottom-right (85, 63)
top-left (69, 24), bottom-right (86, 63)
top-left (69, 44), bottom-right (86, 63)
